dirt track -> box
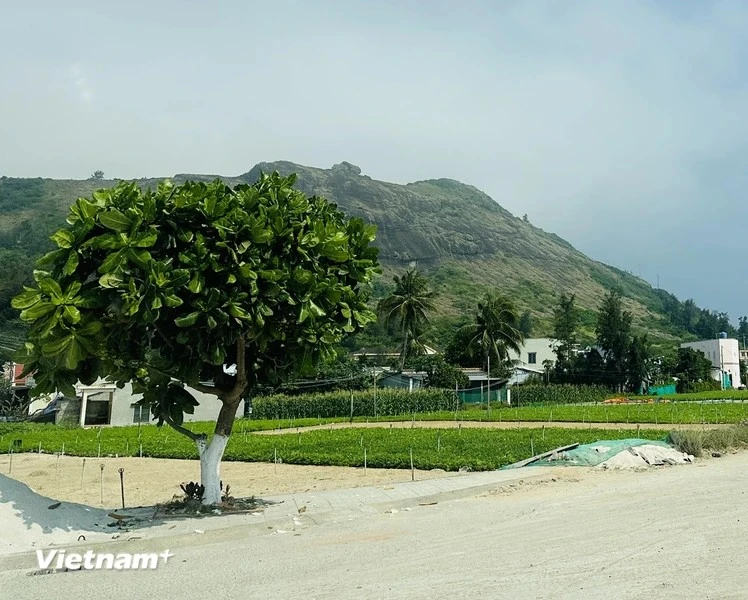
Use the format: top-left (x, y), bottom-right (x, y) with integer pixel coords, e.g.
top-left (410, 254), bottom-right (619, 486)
top-left (3, 452), bottom-right (747, 599)
top-left (254, 419), bottom-right (727, 435)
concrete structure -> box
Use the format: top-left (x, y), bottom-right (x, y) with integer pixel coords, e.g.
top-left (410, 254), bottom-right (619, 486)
top-left (351, 345), bottom-right (438, 365)
top-left (27, 377), bottom-right (244, 428)
top-left (508, 338), bottom-right (560, 371)
top-left (378, 371), bottom-right (427, 391)
top-left (680, 338), bottom-right (742, 389)
top-left (508, 366), bottom-right (546, 386)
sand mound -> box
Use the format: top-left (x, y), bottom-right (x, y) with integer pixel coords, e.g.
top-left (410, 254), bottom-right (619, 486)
top-left (597, 444), bottom-right (694, 470)
top-left (0, 473), bottom-right (111, 556)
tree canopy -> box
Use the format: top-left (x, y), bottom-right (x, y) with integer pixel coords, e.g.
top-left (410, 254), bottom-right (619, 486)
top-left (462, 293), bottom-right (524, 373)
top-left (376, 268), bottom-right (435, 370)
top-left (13, 173), bottom-right (381, 429)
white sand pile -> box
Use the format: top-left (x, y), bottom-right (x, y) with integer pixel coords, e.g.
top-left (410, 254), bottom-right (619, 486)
top-left (597, 445), bottom-right (694, 470)
top-left (0, 473), bottom-right (112, 556)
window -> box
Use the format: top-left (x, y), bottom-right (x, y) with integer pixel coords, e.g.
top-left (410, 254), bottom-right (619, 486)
top-left (528, 352), bottom-right (537, 364)
top-left (132, 404), bottom-right (149, 423)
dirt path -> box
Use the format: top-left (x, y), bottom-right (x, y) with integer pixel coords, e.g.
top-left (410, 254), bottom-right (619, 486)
top-left (4, 452), bottom-right (746, 599)
top-left (253, 419), bottom-right (727, 435)
top-left (0, 454), bottom-right (457, 509)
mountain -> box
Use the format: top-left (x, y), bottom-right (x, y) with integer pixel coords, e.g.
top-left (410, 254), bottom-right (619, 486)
top-left (0, 162), bottom-right (730, 358)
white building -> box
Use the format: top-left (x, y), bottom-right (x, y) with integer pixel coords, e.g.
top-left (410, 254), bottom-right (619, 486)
top-left (680, 338), bottom-right (742, 389)
top-left (28, 378), bottom-right (244, 427)
top-left (508, 338), bottom-right (559, 371)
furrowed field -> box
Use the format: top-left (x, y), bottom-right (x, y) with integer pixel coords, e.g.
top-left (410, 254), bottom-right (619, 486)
top-left (0, 421), bottom-right (669, 471)
top-left (389, 401), bottom-right (748, 425)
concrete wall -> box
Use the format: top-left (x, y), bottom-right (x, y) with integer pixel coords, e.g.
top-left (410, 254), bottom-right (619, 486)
top-left (74, 379), bottom-right (244, 427)
top-left (508, 338), bottom-right (559, 370)
top-left (680, 339), bottom-right (742, 388)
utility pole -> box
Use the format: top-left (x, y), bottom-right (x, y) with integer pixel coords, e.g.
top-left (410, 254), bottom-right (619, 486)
top-left (487, 353), bottom-right (491, 413)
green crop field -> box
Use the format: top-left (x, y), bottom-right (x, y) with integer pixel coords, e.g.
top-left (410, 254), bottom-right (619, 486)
top-left (381, 401), bottom-right (748, 425)
top-left (0, 421), bottom-right (670, 472)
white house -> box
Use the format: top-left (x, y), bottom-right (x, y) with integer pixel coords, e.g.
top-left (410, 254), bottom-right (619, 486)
top-left (680, 337), bottom-right (742, 389)
top-left (508, 338), bottom-right (560, 371)
top-left (28, 378), bottom-right (244, 428)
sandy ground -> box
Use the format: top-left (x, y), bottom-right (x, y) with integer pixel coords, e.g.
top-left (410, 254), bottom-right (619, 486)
top-left (1, 452), bottom-right (746, 599)
top-left (254, 419), bottom-right (727, 435)
top-left (0, 453), bottom-right (456, 508)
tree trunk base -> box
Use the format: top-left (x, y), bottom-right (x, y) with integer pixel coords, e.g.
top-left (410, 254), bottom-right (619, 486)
top-left (197, 434), bottom-right (229, 505)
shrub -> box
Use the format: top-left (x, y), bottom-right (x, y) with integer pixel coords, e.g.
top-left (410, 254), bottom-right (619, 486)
top-left (677, 380), bottom-right (722, 394)
top-left (510, 384), bottom-right (613, 406)
top-left (250, 388), bottom-right (460, 420)
top-left (668, 430), bottom-right (703, 457)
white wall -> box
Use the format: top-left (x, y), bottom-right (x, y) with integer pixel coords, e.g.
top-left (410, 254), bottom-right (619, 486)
top-left (680, 339), bottom-right (742, 388)
top-left (75, 379), bottom-right (244, 427)
top-left (507, 338), bottom-right (559, 370)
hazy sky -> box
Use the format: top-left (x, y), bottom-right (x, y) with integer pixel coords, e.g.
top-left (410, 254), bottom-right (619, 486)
top-left (2, 0), bottom-right (747, 319)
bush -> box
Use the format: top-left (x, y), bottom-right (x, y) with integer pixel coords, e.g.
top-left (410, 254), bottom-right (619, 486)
top-left (510, 384), bottom-right (613, 406)
top-left (668, 430), bottom-right (703, 457)
top-left (677, 380), bottom-right (722, 394)
top-left (250, 388), bottom-right (460, 420)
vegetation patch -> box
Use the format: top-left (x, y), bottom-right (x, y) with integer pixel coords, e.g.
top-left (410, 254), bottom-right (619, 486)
top-left (0, 423), bottom-right (669, 472)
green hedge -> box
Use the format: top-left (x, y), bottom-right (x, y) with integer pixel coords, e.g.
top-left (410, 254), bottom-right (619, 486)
top-left (250, 388), bottom-right (461, 420)
top-left (510, 384), bottom-right (614, 406)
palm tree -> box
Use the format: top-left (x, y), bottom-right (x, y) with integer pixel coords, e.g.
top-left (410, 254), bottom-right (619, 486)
top-left (376, 269), bottom-right (436, 370)
top-left (462, 293), bottom-right (525, 372)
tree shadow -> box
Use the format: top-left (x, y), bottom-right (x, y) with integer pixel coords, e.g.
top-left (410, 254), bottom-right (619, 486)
top-left (0, 472), bottom-right (110, 535)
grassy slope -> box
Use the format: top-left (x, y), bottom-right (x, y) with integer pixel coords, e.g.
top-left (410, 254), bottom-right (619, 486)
top-left (1, 162), bottom-right (691, 350)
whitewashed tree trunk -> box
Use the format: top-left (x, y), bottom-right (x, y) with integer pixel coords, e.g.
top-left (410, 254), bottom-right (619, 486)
top-left (196, 434), bottom-right (229, 505)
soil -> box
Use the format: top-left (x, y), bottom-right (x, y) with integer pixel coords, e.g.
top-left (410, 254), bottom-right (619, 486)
top-left (0, 453), bottom-right (457, 509)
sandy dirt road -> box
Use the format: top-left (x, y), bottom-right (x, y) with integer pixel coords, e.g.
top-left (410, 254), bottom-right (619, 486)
top-left (0, 453), bottom-right (456, 508)
top-left (1, 452), bottom-right (747, 599)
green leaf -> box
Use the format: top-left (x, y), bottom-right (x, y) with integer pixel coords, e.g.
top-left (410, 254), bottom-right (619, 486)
top-left (164, 294), bottom-right (184, 308)
top-left (298, 305), bottom-right (310, 324)
top-left (62, 251), bottom-right (79, 276)
top-left (174, 312), bottom-right (201, 327)
top-left (41, 335), bottom-right (72, 357)
top-left (62, 337), bottom-right (85, 369)
top-left (228, 304), bottom-right (250, 320)
top-left (238, 264), bottom-right (257, 280)
top-left (11, 290), bottom-right (42, 310)
top-left (128, 248), bottom-right (152, 268)
top-left (134, 231), bottom-right (158, 248)
top-left (168, 403), bottom-right (184, 427)
top-left (37, 277), bottom-right (63, 301)
top-left (187, 276), bottom-right (203, 294)
top-left (98, 250), bottom-right (126, 274)
top-left (62, 305), bottom-right (81, 324)
top-left (50, 229), bottom-right (75, 249)
top-left (98, 209), bottom-right (133, 232)
top-left (251, 227), bottom-right (273, 244)
top-left (20, 301), bottom-right (57, 320)
top-left (99, 272), bottom-right (123, 288)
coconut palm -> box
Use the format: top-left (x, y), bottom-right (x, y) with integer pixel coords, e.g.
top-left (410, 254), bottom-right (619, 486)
top-left (376, 269), bottom-right (436, 370)
top-left (462, 293), bottom-right (525, 371)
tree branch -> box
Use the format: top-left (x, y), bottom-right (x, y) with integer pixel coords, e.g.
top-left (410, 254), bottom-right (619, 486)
top-left (163, 415), bottom-right (203, 443)
top-left (190, 381), bottom-right (219, 396)
top-left (228, 337), bottom-right (247, 400)
top-left (154, 323), bottom-right (176, 352)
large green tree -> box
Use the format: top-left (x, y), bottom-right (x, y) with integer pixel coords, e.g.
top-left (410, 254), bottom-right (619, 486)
top-left (12, 173), bottom-right (380, 504)
top-left (376, 268), bottom-right (436, 370)
top-left (595, 290), bottom-right (632, 389)
top-left (674, 347), bottom-right (713, 392)
top-left (462, 293), bottom-right (525, 375)
top-left (552, 292), bottom-right (580, 379)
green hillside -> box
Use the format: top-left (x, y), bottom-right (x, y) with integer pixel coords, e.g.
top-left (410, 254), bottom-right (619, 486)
top-left (0, 163), bottom-right (735, 358)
